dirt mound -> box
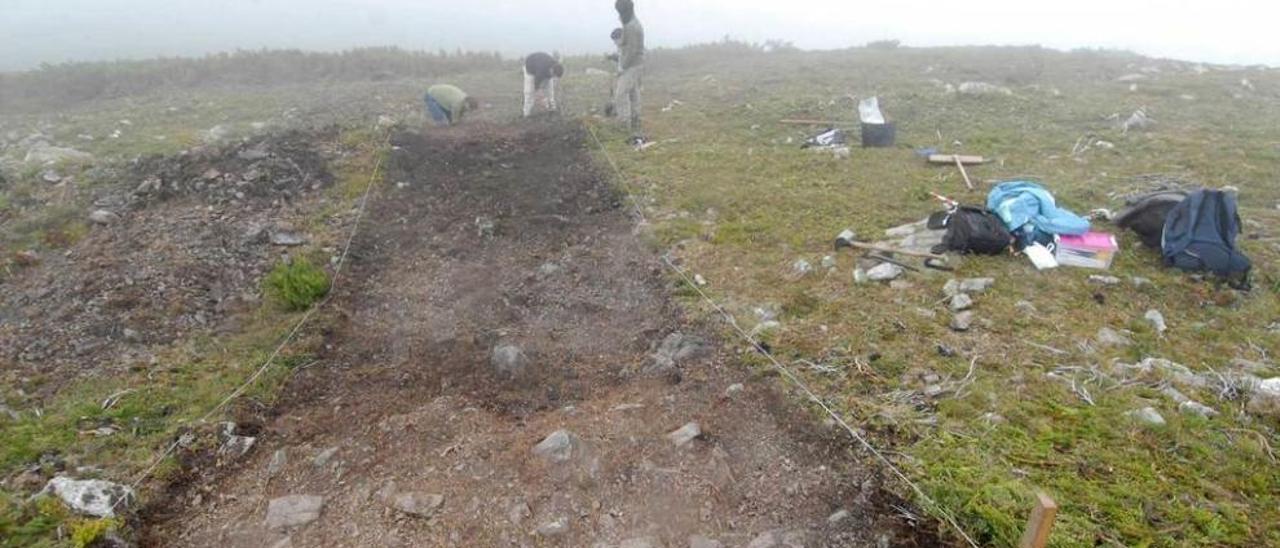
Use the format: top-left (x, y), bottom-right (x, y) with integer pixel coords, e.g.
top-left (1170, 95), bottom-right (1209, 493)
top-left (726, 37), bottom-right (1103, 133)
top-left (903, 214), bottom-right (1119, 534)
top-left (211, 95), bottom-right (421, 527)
top-left (128, 129), bottom-right (340, 206)
top-left (0, 129), bottom-right (349, 398)
top-left (143, 121), bottom-right (939, 547)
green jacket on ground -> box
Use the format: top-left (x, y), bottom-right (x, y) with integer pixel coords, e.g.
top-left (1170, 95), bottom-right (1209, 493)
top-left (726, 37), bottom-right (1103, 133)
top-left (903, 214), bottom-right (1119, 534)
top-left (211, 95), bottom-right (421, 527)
top-left (427, 84), bottom-right (471, 123)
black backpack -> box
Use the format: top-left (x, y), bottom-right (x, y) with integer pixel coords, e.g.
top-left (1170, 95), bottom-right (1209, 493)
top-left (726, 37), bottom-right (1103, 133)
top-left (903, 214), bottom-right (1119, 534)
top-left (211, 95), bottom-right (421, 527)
top-left (1161, 189), bottom-right (1251, 288)
top-left (1114, 189), bottom-right (1189, 249)
top-left (931, 206), bottom-right (1013, 255)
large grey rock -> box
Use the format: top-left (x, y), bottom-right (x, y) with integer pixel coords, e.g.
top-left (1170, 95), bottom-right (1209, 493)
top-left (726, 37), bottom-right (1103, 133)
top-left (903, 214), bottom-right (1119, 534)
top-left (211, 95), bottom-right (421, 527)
top-left (959, 278), bottom-right (995, 293)
top-left (43, 477), bottom-right (135, 518)
top-left (950, 311), bottom-right (974, 332)
top-left (491, 344), bottom-right (529, 376)
top-left (866, 263), bottom-right (903, 282)
top-left (1126, 407), bottom-right (1166, 426)
top-left (1145, 310), bottom-right (1167, 334)
top-left (266, 495), bottom-right (324, 530)
top-left (668, 422), bottom-right (702, 447)
top-left (1088, 275), bottom-right (1121, 286)
top-left (648, 332), bottom-right (710, 373)
top-left (389, 492), bottom-right (444, 517)
top-left (89, 210), bottom-right (120, 225)
top-left (533, 430), bottom-right (577, 462)
top-left (950, 293), bottom-right (973, 312)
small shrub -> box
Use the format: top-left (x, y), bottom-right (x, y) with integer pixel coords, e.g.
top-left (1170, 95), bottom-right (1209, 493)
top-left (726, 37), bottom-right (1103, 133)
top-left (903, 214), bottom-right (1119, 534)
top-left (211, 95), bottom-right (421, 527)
top-left (70, 518), bottom-right (118, 548)
top-left (264, 258), bottom-right (330, 311)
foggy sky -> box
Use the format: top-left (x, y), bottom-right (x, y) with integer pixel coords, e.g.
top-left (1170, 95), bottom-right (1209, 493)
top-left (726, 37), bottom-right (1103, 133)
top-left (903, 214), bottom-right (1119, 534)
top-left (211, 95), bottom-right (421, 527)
top-left (3, 0), bottom-right (1278, 72)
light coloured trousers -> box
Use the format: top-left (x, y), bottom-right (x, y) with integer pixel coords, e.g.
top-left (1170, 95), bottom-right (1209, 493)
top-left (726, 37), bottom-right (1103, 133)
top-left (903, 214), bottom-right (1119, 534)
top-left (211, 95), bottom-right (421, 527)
top-left (523, 70), bottom-right (558, 117)
top-left (614, 65), bottom-right (642, 135)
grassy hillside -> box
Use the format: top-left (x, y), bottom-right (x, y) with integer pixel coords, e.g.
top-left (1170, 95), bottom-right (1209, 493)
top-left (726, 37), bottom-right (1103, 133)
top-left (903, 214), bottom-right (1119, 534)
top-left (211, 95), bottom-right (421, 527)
top-left (3, 43), bottom-right (1279, 546)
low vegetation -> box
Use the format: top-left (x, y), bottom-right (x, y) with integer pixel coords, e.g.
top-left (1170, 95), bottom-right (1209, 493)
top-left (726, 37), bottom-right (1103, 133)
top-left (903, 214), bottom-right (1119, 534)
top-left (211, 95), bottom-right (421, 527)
top-left (264, 257), bottom-right (332, 311)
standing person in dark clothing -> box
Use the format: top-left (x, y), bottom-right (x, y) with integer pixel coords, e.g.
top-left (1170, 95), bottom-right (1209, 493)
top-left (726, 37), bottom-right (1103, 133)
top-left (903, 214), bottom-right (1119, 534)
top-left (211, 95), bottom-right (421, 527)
top-left (613, 0), bottom-right (645, 144)
top-left (523, 52), bottom-right (565, 117)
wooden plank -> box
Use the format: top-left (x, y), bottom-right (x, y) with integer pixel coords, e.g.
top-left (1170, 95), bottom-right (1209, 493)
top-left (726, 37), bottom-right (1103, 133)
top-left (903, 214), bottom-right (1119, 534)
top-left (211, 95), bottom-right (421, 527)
top-left (929, 154), bottom-right (986, 165)
top-left (1018, 493), bottom-right (1059, 548)
top-left (779, 118), bottom-right (856, 125)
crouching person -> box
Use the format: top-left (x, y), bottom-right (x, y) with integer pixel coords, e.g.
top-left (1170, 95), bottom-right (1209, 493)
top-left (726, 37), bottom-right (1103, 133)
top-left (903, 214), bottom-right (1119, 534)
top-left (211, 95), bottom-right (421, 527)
top-left (523, 52), bottom-right (564, 117)
top-left (424, 84), bottom-right (479, 126)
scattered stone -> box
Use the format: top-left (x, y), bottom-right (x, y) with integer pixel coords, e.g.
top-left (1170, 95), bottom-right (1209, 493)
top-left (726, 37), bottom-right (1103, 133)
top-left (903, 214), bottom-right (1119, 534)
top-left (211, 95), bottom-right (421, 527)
top-left (491, 344), bottom-right (529, 377)
top-left (960, 277), bottom-right (995, 292)
top-left (650, 332), bottom-right (711, 373)
top-left (267, 449), bottom-right (287, 477)
top-left (507, 500), bottom-right (531, 525)
top-left (791, 258), bottom-right (814, 276)
top-left (832, 146), bottom-right (851, 160)
top-left (950, 311), bottom-right (974, 332)
top-left (853, 268), bottom-right (870, 284)
top-left (936, 344), bottom-right (957, 357)
top-left (265, 495), bottom-right (324, 530)
top-left (203, 125), bottom-right (232, 143)
top-left (43, 477), bottom-right (135, 518)
top-left (377, 115), bottom-right (397, 129)
top-left (746, 529), bottom-right (808, 548)
top-left (1096, 327), bottom-right (1132, 348)
top-left (1015, 300), bottom-right (1038, 315)
top-left (619, 537), bottom-right (660, 548)
top-left (1126, 407), bottom-right (1166, 426)
top-left (1089, 275), bottom-right (1121, 286)
top-left (475, 216), bottom-right (496, 239)
top-left (269, 230), bottom-right (307, 246)
top-left (923, 384), bottom-right (947, 397)
top-left (724, 383), bottom-right (745, 398)
top-left (24, 144), bottom-right (94, 165)
top-left (533, 430), bottom-right (577, 462)
top-left (389, 492), bottom-right (444, 517)
top-left (688, 535), bottom-right (724, 548)
top-left (957, 82), bottom-right (1013, 96)
top-left (89, 210), bottom-right (120, 225)
top-left (828, 509), bottom-right (851, 524)
top-left (950, 293), bottom-right (973, 312)
top-left (1145, 310), bottom-right (1167, 335)
top-left (979, 412), bottom-right (1006, 426)
top-left (312, 447), bottom-right (338, 468)
top-left (537, 262), bottom-right (561, 276)
top-left (1122, 109), bottom-right (1152, 133)
top-left (41, 170), bottom-right (62, 184)
top-left (866, 263), bottom-right (903, 282)
top-left (694, 274), bottom-right (708, 286)
top-left (820, 255), bottom-right (837, 269)
top-left (668, 422), bottom-right (702, 447)
top-left (219, 433), bottom-right (257, 459)
top-left (535, 517), bottom-right (569, 537)
top-left (889, 280), bottom-right (913, 290)
top-left (1131, 277), bottom-right (1153, 288)
top-left (1180, 400), bottom-right (1219, 418)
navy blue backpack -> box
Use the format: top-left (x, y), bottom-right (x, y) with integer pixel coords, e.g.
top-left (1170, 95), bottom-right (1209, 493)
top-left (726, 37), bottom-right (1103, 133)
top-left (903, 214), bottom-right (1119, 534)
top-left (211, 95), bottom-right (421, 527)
top-left (1161, 189), bottom-right (1251, 288)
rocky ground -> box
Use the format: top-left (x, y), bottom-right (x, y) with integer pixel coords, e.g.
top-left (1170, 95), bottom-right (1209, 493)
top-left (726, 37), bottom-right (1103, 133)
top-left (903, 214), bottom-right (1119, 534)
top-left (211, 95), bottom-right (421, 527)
top-left (0, 129), bottom-right (354, 399)
top-left (141, 121), bottom-right (939, 547)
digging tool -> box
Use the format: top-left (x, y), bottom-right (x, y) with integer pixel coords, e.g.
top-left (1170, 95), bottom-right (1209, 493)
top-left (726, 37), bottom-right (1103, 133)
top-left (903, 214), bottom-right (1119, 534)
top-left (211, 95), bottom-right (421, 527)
top-left (867, 253), bottom-right (920, 272)
top-left (834, 229), bottom-right (947, 261)
top-left (928, 154), bottom-right (985, 191)
top-left (954, 155), bottom-right (975, 191)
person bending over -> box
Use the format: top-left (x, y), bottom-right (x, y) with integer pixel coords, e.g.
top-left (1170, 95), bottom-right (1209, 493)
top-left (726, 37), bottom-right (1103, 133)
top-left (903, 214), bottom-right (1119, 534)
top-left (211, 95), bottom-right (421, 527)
top-left (424, 84), bottom-right (479, 126)
top-left (523, 52), bottom-right (565, 117)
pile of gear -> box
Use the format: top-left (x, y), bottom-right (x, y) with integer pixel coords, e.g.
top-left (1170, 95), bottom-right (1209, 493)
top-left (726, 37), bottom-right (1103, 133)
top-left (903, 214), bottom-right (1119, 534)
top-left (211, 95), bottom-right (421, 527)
top-left (843, 180), bottom-right (1252, 289)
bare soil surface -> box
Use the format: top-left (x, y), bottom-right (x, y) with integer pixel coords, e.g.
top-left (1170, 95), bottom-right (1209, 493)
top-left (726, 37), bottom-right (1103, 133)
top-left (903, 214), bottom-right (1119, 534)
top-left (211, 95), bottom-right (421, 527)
top-left (0, 129), bottom-right (350, 399)
top-left (144, 121), bottom-right (938, 547)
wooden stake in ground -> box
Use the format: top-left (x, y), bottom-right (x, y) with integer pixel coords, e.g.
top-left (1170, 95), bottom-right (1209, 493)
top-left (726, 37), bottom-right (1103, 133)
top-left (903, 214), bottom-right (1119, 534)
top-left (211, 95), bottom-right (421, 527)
top-left (954, 155), bottom-right (975, 191)
top-left (1018, 493), bottom-right (1058, 548)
